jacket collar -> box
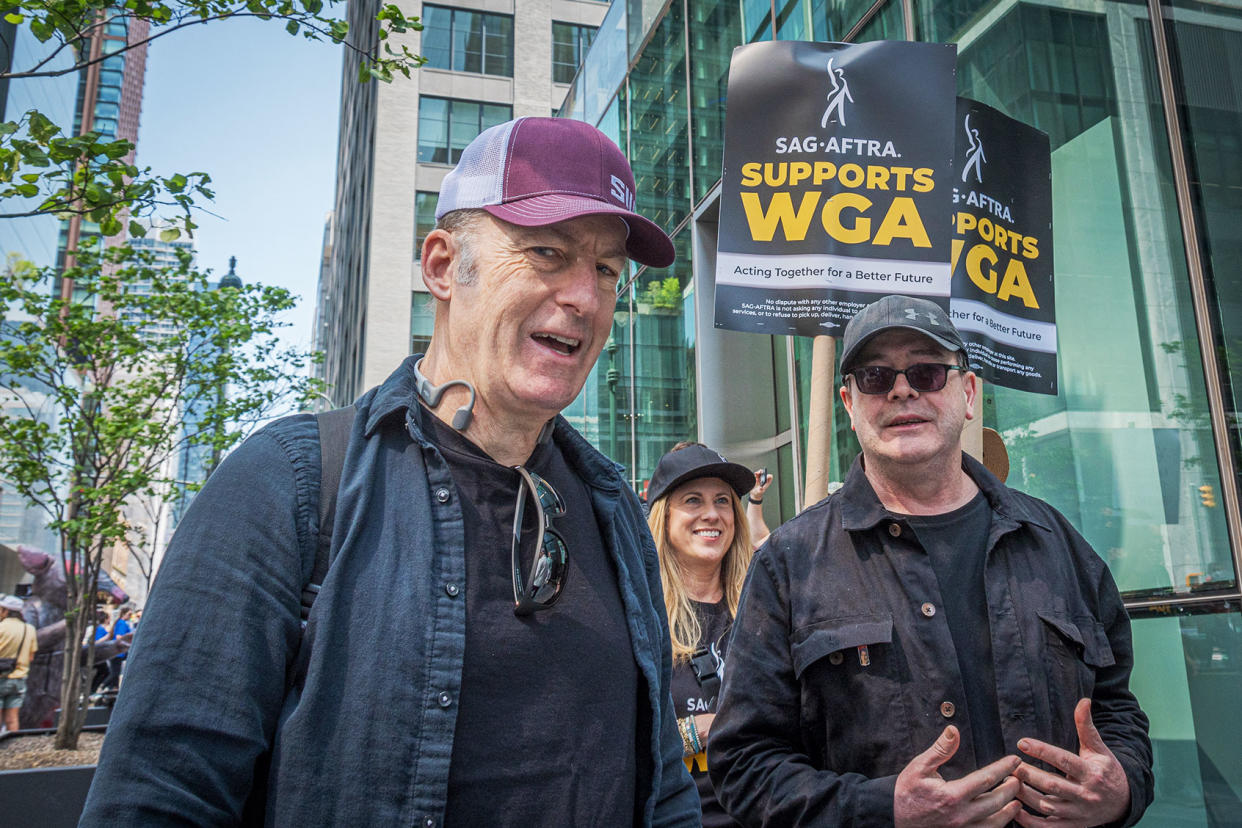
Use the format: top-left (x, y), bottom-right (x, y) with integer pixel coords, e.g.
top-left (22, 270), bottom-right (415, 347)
top-left (839, 450), bottom-right (1051, 532)
top-left (361, 355), bottom-right (425, 437)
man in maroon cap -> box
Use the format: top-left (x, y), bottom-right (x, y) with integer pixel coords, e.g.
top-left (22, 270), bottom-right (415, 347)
top-left (84, 118), bottom-right (699, 827)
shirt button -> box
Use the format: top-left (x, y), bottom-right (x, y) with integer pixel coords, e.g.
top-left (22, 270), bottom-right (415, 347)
top-left (423, 818), bottom-right (435, 828)
top-left (435, 488), bottom-right (451, 503)
top-left (437, 691), bottom-right (452, 708)
top-left (828, 651), bottom-right (844, 665)
top-left (921, 602), bottom-right (936, 617)
top-left (445, 583), bottom-right (460, 597)
top-left (940, 701), bottom-right (956, 718)
top-left (888, 523), bottom-right (901, 537)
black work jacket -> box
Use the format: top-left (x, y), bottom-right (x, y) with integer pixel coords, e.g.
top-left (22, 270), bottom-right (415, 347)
top-left (709, 453), bottom-right (1153, 827)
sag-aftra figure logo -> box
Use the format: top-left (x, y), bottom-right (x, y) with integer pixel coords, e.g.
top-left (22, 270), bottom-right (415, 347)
top-left (961, 113), bottom-right (987, 184)
top-left (821, 58), bottom-right (854, 128)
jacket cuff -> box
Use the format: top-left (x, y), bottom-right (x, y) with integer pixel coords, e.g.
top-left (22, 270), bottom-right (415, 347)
top-left (1105, 752), bottom-right (1153, 828)
top-left (853, 774), bottom-right (899, 827)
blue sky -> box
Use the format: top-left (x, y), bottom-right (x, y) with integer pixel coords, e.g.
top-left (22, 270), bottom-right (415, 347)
top-left (138, 19), bottom-right (344, 351)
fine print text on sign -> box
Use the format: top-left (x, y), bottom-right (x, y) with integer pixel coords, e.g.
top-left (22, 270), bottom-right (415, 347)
top-left (715, 39), bottom-right (958, 337)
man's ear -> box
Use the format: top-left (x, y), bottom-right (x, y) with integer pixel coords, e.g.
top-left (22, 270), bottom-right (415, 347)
top-left (421, 228), bottom-right (455, 301)
top-left (962, 370), bottom-right (979, 420)
top-left (839, 383), bottom-right (856, 430)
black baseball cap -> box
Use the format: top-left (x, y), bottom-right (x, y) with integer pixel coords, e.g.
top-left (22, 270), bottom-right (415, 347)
top-left (839, 295), bottom-right (967, 375)
top-left (646, 444), bottom-right (754, 506)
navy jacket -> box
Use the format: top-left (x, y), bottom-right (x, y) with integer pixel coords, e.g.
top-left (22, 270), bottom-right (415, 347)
top-left (82, 357), bottom-right (698, 827)
top-left (709, 453), bottom-right (1152, 827)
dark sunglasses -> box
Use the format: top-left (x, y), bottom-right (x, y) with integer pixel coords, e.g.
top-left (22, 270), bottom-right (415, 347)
top-left (511, 465), bottom-right (570, 616)
top-left (847, 362), bottom-right (968, 395)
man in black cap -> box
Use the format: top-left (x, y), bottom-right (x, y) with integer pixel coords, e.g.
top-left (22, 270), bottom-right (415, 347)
top-left (709, 295), bottom-right (1153, 827)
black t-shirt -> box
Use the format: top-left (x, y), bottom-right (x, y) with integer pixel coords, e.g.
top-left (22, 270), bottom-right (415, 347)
top-left (670, 600), bottom-right (739, 828)
top-left (905, 492), bottom-right (1007, 766)
top-left (430, 413), bottom-right (639, 827)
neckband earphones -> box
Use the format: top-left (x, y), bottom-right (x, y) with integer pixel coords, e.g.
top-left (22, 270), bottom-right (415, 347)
top-left (413, 357), bottom-right (476, 431)
top-left (411, 357), bottom-right (555, 445)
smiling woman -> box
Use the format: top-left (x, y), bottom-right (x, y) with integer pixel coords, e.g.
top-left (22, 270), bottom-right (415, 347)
top-left (646, 442), bottom-right (754, 827)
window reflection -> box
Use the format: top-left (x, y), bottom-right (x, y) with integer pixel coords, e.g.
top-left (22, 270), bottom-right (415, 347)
top-left (417, 97), bottom-right (512, 164)
top-left (954, 2), bottom-right (1232, 598)
top-left (414, 191), bottom-right (438, 258)
top-left (553, 21), bottom-right (598, 84)
top-left (631, 231), bottom-right (697, 489)
top-left (410, 293), bottom-right (435, 356)
top-left (1130, 602), bottom-right (1242, 826)
top-left (1163, 4), bottom-right (1242, 535)
top-left (742, 0), bottom-right (773, 42)
top-left (582, 0), bottom-right (628, 125)
top-left (421, 4), bottom-right (514, 76)
top-left (689, 0), bottom-right (743, 201)
top-left (629, 0), bottom-right (690, 233)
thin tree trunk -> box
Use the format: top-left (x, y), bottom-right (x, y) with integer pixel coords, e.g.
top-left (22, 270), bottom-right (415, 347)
top-left (53, 606), bottom-right (87, 749)
top-left (54, 510), bottom-right (92, 750)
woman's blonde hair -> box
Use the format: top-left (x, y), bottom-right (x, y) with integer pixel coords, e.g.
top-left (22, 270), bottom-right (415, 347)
top-left (648, 447), bottom-right (753, 665)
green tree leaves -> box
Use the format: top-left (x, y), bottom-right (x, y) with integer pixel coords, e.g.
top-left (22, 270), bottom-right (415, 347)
top-left (2, 0), bottom-right (425, 228)
top-left (0, 242), bottom-right (325, 747)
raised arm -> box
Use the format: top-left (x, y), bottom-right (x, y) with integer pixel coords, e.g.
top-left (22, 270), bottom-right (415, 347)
top-left (747, 470), bottom-right (773, 550)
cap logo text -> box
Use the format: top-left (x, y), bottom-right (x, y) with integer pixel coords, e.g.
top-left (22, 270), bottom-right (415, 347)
top-left (611, 175), bottom-right (635, 210)
top-left (904, 308), bottom-right (941, 326)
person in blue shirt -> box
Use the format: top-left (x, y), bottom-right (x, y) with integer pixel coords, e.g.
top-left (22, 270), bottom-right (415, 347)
top-left (101, 607), bottom-right (132, 691)
top-left (90, 610), bottom-right (110, 695)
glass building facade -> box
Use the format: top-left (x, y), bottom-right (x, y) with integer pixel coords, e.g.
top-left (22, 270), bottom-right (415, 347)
top-left (559, 0), bottom-right (1242, 819)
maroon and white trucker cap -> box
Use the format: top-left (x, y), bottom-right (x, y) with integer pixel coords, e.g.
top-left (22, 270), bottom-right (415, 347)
top-left (435, 117), bottom-right (675, 268)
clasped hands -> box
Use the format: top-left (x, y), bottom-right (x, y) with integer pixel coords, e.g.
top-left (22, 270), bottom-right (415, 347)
top-left (893, 699), bottom-right (1130, 828)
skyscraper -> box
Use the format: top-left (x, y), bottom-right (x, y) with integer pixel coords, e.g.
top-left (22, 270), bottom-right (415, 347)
top-left (57, 16), bottom-right (150, 289)
top-left (317, 0), bottom-right (608, 404)
top-left (0, 22), bottom-right (77, 269)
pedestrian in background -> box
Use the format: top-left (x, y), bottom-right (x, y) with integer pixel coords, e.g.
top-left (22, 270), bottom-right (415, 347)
top-left (0, 594), bottom-right (37, 735)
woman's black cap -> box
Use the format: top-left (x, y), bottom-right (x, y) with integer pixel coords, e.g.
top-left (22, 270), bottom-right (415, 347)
top-left (647, 444), bottom-right (754, 505)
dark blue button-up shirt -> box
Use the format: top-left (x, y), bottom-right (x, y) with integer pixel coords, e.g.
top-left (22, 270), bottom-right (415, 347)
top-left (82, 357), bottom-right (698, 827)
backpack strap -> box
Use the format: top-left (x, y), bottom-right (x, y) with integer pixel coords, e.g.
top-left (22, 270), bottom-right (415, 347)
top-left (300, 405), bottom-right (356, 622)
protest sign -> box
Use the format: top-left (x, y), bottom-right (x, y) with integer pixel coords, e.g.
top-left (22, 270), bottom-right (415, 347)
top-left (949, 97), bottom-right (1056, 395)
top-left (714, 39), bottom-right (958, 336)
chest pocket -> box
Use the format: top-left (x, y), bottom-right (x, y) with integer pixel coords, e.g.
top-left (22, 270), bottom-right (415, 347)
top-left (791, 614), bottom-right (894, 678)
top-left (789, 613), bottom-right (910, 774)
top-left (1038, 611), bottom-right (1114, 668)
top-left (1038, 610), bottom-right (1113, 727)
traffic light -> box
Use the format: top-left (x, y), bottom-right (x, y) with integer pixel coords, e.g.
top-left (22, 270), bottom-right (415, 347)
top-left (1199, 484), bottom-right (1217, 507)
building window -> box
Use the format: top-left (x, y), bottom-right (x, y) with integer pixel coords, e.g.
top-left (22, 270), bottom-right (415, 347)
top-left (422, 4), bottom-right (514, 76)
top-left (415, 191), bottom-right (438, 257)
top-left (411, 293), bottom-right (435, 356)
top-left (552, 22), bottom-right (597, 84)
top-left (418, 97), bottom-right (512, 165)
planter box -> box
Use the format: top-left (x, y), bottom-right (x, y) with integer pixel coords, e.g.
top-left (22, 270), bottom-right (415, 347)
top-left (0, 763), bottom-right (95, 826)
top-left (0, 725), bottom-right (107, 826)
